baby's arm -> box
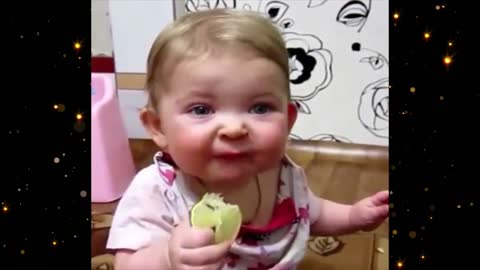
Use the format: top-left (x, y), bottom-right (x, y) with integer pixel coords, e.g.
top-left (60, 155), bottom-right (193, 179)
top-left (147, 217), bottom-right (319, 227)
top-left (309, 189), bottom-right (389, 236)
top-left (106, 166), bottom-right (229, 270)
top-left (105, 167), bottom-right (175, 270)
top-left (308, 191), bottom-right (357, 236)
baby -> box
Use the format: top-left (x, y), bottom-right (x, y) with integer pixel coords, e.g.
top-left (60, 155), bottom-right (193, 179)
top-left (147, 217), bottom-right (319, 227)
top-left (106, 8), bottom-right (389, 270)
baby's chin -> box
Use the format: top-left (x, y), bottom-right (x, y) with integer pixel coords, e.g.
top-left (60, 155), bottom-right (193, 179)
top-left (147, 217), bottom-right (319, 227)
top-left (194, 170), bottom-right (257, 191)
top-left (204, 172), bottom-right (255, 187)
top-left (204, 165), bottom-right (277, 188)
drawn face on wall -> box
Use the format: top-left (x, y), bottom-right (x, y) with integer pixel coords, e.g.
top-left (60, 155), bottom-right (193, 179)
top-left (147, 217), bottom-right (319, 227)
top-left (336, 0), bottom-right (372, 32)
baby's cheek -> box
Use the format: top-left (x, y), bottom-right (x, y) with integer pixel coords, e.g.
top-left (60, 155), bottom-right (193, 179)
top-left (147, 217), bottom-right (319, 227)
top-left (257, 126), bottom-right (289, 155)
top-left (168, 129), bottom-right (209, 166)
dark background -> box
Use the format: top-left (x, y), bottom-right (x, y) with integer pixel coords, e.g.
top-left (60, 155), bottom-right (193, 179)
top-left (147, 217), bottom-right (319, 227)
top-left (1, 3), bottom-right (91, 269)
top-left (389, 0), bottom-right (478, 268)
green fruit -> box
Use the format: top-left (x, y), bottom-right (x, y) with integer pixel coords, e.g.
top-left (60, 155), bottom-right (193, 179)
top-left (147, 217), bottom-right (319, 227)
top-left (190, 193), bottom-right (242, 244)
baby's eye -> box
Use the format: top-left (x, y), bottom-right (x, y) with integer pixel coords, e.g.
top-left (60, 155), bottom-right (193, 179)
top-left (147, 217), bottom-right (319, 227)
top-left (250, 104), bottom-right (271, 114)
top-left (190, 105), bottom-right (213, 115)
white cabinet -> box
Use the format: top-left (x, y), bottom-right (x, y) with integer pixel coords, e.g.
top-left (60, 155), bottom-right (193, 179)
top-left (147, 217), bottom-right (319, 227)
top-left (109, 0), bottom-right (175, 73)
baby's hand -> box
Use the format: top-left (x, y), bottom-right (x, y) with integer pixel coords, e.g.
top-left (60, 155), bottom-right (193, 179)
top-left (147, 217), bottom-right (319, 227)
top-left (167, 219), bottom-right (230, 270)
top-left (349, 190), bottom-right (389, 232)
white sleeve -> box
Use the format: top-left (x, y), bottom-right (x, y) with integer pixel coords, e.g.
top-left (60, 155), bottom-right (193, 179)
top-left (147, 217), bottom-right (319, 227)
top-left (308, 188), bottom-right (320, 225)
top-left (106, 165), bottom-right (175, 251)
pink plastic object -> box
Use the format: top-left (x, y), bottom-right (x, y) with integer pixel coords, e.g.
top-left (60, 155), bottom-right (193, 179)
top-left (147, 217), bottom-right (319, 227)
top-left (91, 73), bottom-right (136, 202)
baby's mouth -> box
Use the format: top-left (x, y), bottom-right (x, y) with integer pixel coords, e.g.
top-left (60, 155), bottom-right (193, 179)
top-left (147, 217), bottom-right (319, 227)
top-left (214, 152), bottom-right (249, 161)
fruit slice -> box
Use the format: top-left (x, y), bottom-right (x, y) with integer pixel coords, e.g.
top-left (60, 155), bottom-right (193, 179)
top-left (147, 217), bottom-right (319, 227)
top-left (190, 193), bottom-right (242, 244)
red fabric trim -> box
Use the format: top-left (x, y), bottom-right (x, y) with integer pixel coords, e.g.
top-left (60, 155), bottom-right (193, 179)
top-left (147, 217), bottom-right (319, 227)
top-left (92, 57), bottom-right (115, 73)
top-left (240, 197), bottom-right (297, 234)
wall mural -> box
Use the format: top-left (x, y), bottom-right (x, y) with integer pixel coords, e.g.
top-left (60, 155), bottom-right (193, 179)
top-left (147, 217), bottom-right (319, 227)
top-left (184, 0), bottom-right (389, 146)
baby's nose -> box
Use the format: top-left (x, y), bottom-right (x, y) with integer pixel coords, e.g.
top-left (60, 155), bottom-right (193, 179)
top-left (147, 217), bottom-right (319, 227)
top-left (218, 120), bottom-right (248, 139)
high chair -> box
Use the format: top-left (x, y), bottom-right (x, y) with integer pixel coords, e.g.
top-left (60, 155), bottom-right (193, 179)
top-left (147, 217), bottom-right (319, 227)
top-left (91, 72), bottom-right (136, 202)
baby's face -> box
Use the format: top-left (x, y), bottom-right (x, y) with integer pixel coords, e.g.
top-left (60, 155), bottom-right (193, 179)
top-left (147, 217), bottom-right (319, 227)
top-left (157, 50), bottom-right (295, 188)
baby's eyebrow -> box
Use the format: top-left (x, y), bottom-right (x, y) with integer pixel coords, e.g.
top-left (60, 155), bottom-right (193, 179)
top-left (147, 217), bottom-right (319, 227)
top-left (250, 92), bottom-right (285, 103)
top-left (177, 90), bottom-right (215, 103)
top-left (185, 90), bottom-right (215, 98)
top-left (251, 93), bottom-right (279, 98)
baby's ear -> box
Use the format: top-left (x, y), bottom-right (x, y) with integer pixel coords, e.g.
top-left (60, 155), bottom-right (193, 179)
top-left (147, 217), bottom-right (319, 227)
top-left (139, 107), bottom-right (167, 149)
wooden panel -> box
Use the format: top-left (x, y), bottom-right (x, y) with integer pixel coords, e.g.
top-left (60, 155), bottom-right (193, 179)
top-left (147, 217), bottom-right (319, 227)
top-left (298, 234), bottom-right (375, 270)
top-left (372, 235), bottom-right (389, 270)
top-left (116, 73), bottom-right (146, 90)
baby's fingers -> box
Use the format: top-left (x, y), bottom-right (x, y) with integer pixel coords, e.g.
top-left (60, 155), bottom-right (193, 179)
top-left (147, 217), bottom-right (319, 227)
top-left (175, 218), bottom-right (216, 249)
top-left (180, 226), bottom-right (216, 249)
top-left (179, 241), bottom-right (230, 266)
top-left (375, 204), bottom-right (389, 220)
top-left (371, 190), bottom-right (389, 206)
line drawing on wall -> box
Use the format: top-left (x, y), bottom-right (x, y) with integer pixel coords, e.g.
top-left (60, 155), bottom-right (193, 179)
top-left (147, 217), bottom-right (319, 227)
top-left (352, 42), bottom-right (388, 71)
top-left (256, 0), bottom-right (296, 33)
top-left (352, 42), bottom-right (389, 138)
top-left (285, 32), bottom-right (333, 114)
top-left (257, 0), bottom-right (290, 23)
top-left (357, 77), bottom-right (388, 138)
top-left (336, 0), bottom-right (372, 32)
top-left (185, 0), bottom-right (237, 12)
top-left (289, 133), bottom-right (352, 143)
top-left (307, 0), bottom-right (328, 8)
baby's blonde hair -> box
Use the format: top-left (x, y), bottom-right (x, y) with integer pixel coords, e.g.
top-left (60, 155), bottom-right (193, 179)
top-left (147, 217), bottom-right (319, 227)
top-left (145, 8), bottom-right (290, 110)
